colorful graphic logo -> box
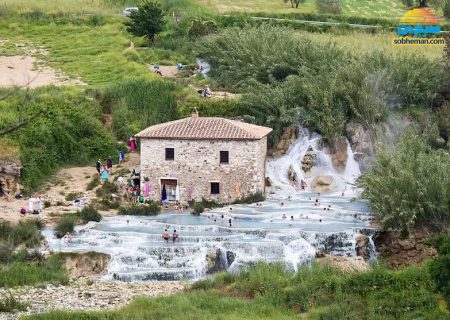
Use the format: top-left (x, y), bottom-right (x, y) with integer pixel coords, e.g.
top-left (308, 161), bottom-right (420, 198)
top-left (397, 7), bottom-right (441, 37)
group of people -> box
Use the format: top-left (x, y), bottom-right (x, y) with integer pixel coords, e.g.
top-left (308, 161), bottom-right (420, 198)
top-left (20, 196), bottom-right (43, 215)
top-left (96, 156), bottom-right (114, 182)
top-left (162, 229), bottom-right (179, 243)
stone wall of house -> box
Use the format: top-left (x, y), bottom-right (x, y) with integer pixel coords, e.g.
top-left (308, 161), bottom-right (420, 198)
top-left (139, 137), bottom-right (268, 203)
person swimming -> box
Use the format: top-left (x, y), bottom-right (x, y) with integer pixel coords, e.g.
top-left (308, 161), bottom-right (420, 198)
top-left (282, 214), bottom-right (287, 219)
top-left (280, 202), bottom-right (284, 206)
top-left (290, 216), bottom-right (294, 221)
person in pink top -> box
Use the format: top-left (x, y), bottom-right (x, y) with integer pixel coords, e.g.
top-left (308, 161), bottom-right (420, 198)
top-left (130, 136), bottom-right (137, 152)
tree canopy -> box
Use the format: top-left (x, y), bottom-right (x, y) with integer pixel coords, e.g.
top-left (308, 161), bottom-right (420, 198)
top-left (124, 1), bottom-right (165, 44)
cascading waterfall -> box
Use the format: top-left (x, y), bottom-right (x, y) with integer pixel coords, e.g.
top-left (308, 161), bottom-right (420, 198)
top-left (43, 128), bottom-right (374, 281)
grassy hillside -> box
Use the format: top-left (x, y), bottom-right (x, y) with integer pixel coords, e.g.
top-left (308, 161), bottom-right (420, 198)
top-left (202, 0), bottom-right (406, 17)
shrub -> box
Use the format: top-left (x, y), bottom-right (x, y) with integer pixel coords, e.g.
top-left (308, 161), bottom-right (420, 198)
top-left (316, 0), bottom-right (342, 14)
top-left (188, 19), bottom-right (218, 37)
top-left (65, 192), bottom-right (80, 201)
top-left (118, 202), bottom-right (161, 216)
top-left (358, 132), bottom-right (450, 233)
top-left (0, 294), bottom-right (28, 312)
top-left (191, 202), bottom-right (204, 215)
top-left (0, 220), bottom-right (43, 248)
top-left (232, 192), bottom-right (265, 204)
top-left (100, 78), bottom-right (178, 141)
top-left (78, 205), bottom-right (102, 223)
top-left (86, 176), bottom-right (100, 191)
top-left (54, 215), bottom-right (77, 238)
top-left (95, 181), bottom-right (117, 199)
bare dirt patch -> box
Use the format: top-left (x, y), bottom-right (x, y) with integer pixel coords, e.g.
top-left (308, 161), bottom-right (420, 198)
top-left (0, 55), bottom-right (84, 88)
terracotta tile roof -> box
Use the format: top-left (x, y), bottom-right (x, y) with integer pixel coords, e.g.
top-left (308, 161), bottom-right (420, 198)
top-left (136, 116), bottom-right (272, 140)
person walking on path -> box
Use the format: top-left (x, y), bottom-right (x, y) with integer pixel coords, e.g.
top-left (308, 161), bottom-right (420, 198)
top-left (96, 159), bottom-right (102, 176)
top-left (119, 150), bottom-right (125, 165)
top-left (101, 167), bottom-right (109, 183)
top-left (106, 156), bottom-right (113, 174)
top-left (130, 136), bottom-right (137, 153)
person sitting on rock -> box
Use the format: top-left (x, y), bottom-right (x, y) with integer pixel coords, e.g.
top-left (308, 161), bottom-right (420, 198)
top-left (162, 229), bottom-right (170, 243)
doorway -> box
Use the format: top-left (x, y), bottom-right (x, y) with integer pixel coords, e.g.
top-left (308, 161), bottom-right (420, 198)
top-left (160, 179), bottom-right (178, 202)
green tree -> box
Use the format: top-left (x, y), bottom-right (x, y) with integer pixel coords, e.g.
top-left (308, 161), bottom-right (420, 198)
top-left (124, 1), bottom-right (165, 45)
top-left (283, 0), bottom-right (307, 8)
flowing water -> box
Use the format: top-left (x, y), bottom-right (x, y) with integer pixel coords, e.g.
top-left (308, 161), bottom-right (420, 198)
top-left (43, 129), bottom-right (374, 281)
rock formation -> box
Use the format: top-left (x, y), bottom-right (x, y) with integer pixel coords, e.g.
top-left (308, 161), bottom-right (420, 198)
top-left (206, 249), bottom-right (226, 274)
top-left (345, 123), bottom-right (375, 172)
top-left (301, 146), bottom-right (316, 176)
top-left (287, 165), bottom-right (297, 184)
top-left (355, 235), bottom-right (370, 260)
top-left (328, 137), bottom-right (348, 172)
top-left (61, 252), bottom-right (111, 279)
top-left (270, 127), bottom-right (297, 156)
top-left (0, 159), bottom-right (22, 201)
top-left (311, 175), bottom-right (335, 192)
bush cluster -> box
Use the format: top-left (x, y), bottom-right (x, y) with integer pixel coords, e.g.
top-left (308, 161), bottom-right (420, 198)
top-left (1, 87), bottom-right (115, 191)
top-left (358, 132), bottom-right (450, 233)
top-left (118, 201), bottom-right (161, 216)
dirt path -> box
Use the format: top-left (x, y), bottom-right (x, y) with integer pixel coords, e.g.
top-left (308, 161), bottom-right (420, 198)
top-left (0, 55), bottom-right (84, 88)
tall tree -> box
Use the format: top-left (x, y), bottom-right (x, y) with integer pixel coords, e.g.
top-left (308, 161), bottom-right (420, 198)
top-left (283, 0), bottom-right (306, 9)
top-left (124, 1), bottom-right (165, 45)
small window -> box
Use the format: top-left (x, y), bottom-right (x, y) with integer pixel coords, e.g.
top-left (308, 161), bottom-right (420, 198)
top-left (220, 151), bottom-right (229, 164)
top-left (165, 148), bottom-right (174, 160)
top-left (211, 182), bottom-right (220, 195)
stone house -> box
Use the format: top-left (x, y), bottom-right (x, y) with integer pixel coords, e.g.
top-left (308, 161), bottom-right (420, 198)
top-left (136, 112), bottom-right (272, 203)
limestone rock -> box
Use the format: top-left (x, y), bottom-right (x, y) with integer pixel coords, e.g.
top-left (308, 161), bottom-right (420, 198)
top-left (270, 127), bottom-right (297, 156)
top-left (301, 146), bottom-right (316, 175)
top-left (345, 123), bottom-right (375, 172)
top-left (0, 159), bottom-right (22, 201)
top-left (311, 176), bottom-right (335, 192)
top-left (62, 252), bottom-right (111, 279)
top-left (355, 235), bottom-right (370, 260)
top-left (317, 255), bottom-right (370, 273)
top-left (287, 165), bottom-right (297, 183)
top-left (328, 137), bottom-right (348, 172)
top-left (206, 249), bottom-right (226, 274)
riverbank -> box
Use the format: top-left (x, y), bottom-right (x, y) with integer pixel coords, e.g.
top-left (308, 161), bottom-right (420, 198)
top-left (0, 279), bottom-right (184, 320)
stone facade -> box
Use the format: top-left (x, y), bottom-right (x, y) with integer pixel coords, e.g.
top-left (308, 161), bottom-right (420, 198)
top-left (139, 137), bottom-right (268, 203)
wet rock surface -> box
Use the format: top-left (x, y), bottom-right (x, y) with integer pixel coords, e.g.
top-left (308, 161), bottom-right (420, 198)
top-left (345, 123), bottom-right (375, 172)
top-left (328, 137), bottom-right (348, 172)
top-left (270, 127), bottom-right (297, 157)
top-left (0, 279), bottom-right (184, 320)
top-left (301, 146), bottom-right (316, 176)
top-left (311, 175), bottom-right (334, 192)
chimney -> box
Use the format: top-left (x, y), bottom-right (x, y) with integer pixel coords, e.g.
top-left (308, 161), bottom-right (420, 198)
top-left (191, 107), bottom-right (199, 118)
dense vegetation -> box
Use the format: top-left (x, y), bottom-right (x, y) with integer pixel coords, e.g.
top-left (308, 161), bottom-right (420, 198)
top-left (198, 25), bottom-right (444, 145)
top-left (0, 221), bottom-right (68, 288)
top-left (0, 87), bottom-right (115, 190)
top-left (26, 262), bottom-right (448, 319)
top-left (54, 206), bottom-right (103, 238)
top-left (358, 133), bottom-right (450, 233)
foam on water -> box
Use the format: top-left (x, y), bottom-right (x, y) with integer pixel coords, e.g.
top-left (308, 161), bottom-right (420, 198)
top-left (43, 128), bottom-right (374, 281)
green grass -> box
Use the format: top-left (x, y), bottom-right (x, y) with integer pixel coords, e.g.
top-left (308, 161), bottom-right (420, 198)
top-left (0, 255), bottom-right (69, 288)
top-left (24, 262), bottom-right (449, 319)
top-left (203, 0), bottom-right (407, 17)
top-left (0, 0), bottom-right (139, 15)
